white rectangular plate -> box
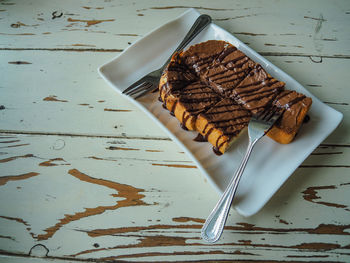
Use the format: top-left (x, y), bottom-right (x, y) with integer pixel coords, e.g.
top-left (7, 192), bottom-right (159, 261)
top-left (99, 9), bottom-right (343, 217)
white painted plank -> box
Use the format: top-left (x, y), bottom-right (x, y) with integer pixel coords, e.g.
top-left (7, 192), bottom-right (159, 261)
top-left (2, 50), bottom-right (349, 143)
top-left (0, 0), bottom-right (349, 57)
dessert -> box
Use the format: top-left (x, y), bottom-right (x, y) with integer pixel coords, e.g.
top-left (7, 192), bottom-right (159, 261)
top-left (159, 40), bottom-right (312, 154)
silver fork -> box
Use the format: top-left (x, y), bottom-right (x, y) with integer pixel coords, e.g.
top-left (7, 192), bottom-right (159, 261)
top-left (122, 14), bottom-right (212, 99)
top-left (201, 108), bottom-right (282, 243)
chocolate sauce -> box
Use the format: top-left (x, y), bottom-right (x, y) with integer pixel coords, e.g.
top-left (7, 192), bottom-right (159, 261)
top-left (180, 123), bottom-right (188, 130)
top-left (274, 90), bottom-right (300, 108)
top-left (204, 126), bottom-right (214, 141)
top-left (182, 111), bottom-right (189, 128)
top-left (158, 96), bottom-right (163, 102)
top-left (285, 95), bottom-right (306, 109)
top-left (303, 114), bottom-right (310, 123)
top-left (216, 46), bottom-right (237, 62)
top-left (213, 146), bottom-right (223, 156)
top-left (170, 101), bottom-right (177, 114)
top-left (194, 133), bottom-right (206, 142)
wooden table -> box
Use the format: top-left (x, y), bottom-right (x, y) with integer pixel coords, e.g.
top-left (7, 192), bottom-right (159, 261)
top-left (1, 0), bottom-right (349, 262)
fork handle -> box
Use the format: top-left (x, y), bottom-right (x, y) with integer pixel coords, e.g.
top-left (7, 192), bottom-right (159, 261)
top-left (201, 138), bottom-right (260, 243)
top-left (161, 14), bottom-right (212, 69)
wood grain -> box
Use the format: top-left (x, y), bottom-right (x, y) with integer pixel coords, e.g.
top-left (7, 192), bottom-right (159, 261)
top-left (1, 0), bottom-right (349, 262)
top-left (0, 0), bottom-right (349, 57)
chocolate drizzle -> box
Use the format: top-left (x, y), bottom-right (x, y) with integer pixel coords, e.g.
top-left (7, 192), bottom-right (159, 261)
top-left (213, 146), bottom-right (223, 156)
top-left (194, 133), bottom-right (206, 142)
top-left (180, 123), bottom-right (188, 131)
top-left (303, 115), bottom-right (310, 123)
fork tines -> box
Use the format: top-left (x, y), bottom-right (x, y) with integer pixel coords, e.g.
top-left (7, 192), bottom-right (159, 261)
top-left (123, 80), bottom-right (151, 96)
top-left (254, 107), bottom-right (283, 125)
top-left (126, 82), bottom-right (153, 96)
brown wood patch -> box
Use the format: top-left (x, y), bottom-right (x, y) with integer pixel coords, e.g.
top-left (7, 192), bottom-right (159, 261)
top-left (67, 18), bottom-right (115, 27)
top-left (0, 172), bottom-right (39, 186)
top-left (34, 169), bottom-right (149, 241)
top-left (43, 95), bottom-right (68, 102)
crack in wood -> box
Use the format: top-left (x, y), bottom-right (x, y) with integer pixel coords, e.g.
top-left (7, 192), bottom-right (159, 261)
top-left (152, 163), bottom-right (197, 168)
top-left (0, 234), bottom-right (15, 241)
top-left (82, 6), bottom-right (104, 10)
top-left (304, 15), bottom-right (327, 22)
top-left (0, 48), bottom-right (123, 52)
top-left (214, 14), bottom-right (259, 21)
top-left (82, 220), bottom-right (350, 241)
top-left (106, 146), bottom-right (140, 151)
top-left (300, 165), bottom-right (350, 168)
top-left (0, 33), bottom-right (35, 36)
top-left (233, 32), bottom-right (267, 36)
top-left (323, 101), bottom-right (349, 106)
top-left (145, 149), bottom-right (163, 152)
top-left (86, 156), bottom-right (118, 162)
top-left (0, 249), bottom-right (341, 263)
top-left (0, 154), bottom-right (35, 163)
top-left (104, 108), bottom-right (132, 112)
top-left (138, 6), bottom-right (237, 11)
top-left (287, 254), bottom-right (330, 258)
top-left (43, 95), bottom-right (68, 102)
top-left (302, 185), bottom-right (350, 211)
top-left (0, 140), bottom-right (20, 143)
top-left (0, 172), bottom-right (39, 186)
top-left (103, 249), bottom-right (259, 260)
top-left (8, 61), bottom-right (32, 64)
top-left (0, 131), bottom-right (171, 141)
top-left (72, 227), bottom-right (348, 259)
top-left (67, 18), bottom-right (115, 27)
top-left (310, 152), bottom-right (343, 156)
top-left (0, 216), bottom-right (34, 238)
top-left (0, 143), bottom-right (30, 149)
top-left (320, 144), bottom-right (350, 148)
top-left (172, 217), bottom-right (204, 223)
top-left (1, 48), bottom-right (350, 59)
top-left (39, 158), bottom-right (70, 167)
top-left (0, 215), bottom-right (30, 227)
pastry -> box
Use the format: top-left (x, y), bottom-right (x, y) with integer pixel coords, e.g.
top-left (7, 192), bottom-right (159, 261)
top-left (159, 40), bottom-right (312, 154)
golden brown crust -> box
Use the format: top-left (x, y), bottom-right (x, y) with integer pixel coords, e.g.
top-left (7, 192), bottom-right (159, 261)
top-left (159, 75), bottom-right (178, 113)
top-left (196, 98), bottom-right (251, 154)
top-left (196, 114), bottom-right (230, 153)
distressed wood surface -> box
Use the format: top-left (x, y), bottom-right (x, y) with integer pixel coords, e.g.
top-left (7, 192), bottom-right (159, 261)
top-left (1, 0), bottom-right (349, 57)
top-left (1, 0), bottom-right (350, 262)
